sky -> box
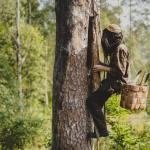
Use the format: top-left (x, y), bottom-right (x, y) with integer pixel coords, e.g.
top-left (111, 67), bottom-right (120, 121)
top-left (108, 0), bottom-right (150, 30)
top-left (38, 0), bottom-right (150, 31)
top-left (38, 0), bottom-right (130, 29)
top-left (107, 0), bottom-right (130, 29)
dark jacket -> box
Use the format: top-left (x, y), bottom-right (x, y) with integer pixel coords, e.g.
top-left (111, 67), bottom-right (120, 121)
top-left (109, 44), bottom-right (131, 93)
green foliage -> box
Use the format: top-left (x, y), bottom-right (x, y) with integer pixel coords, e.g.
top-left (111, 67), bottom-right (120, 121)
top-left (146, 98), bottom-right (150, 116)
top-left (44, 128), bottom-right (52, 149)
top-left (20, 24), bottom-right (46, 102)
top-left (106, 95), bottom-right (150, 150)
top-left (106, 95), bottom-right (136, 150)
top-left (136, 124), bottom-right (150, 149)
top-left (0, 84), bottom-right (43, 150)
top-left (0, 0), bottom-right (54, 149)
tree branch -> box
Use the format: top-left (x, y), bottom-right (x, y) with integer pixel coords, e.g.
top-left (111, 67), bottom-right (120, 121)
top-left (0, 0), bottom-right (17, 43)
top-left (22, 72), bottom-right (30, 81)
top-left (21, 0), bottom-right (31, 66)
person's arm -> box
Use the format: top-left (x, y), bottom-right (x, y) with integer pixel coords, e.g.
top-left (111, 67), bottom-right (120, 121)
top-left (94, 49), bottom-right (128, 76)
top-left (93, 65), bottom-right (110, 73)
top-left (99, 58), bottom-right (109, 67)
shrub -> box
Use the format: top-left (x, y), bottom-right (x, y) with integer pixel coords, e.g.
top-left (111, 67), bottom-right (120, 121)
top-left (0, 85), bottom-right (43, 150)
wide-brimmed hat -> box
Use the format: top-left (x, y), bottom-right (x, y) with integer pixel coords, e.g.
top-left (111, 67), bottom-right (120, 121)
top-left (106, 24), bottom-right (121, 33)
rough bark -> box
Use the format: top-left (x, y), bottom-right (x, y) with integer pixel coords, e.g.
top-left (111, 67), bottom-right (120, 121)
top-left (52, 0), bottom-right (97, 149)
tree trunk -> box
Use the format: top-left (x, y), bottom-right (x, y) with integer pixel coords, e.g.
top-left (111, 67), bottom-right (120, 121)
top-left (52, 0), bottom-right (97, 149)
top-left (98, 0), bottom-right (102, 38)
top-left (130, 0), bottom-right (132, 60)
top-left (118, 0), bottom-right (121, 26)
top-left (45, 41), bottom-right (48, 105)
top-left (16, 0), bottom-right (22, 105)
top-left (100, 0), bottom-right (102, 14)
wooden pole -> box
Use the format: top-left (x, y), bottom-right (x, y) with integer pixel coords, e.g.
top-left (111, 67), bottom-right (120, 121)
top-left (130, 0), bottom-right (132, 60)
top-left (91, 1), bottom-right (101, 149)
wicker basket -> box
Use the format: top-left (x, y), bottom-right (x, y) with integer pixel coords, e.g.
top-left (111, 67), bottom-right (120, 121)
top-left (120, 84), bottom-right (149, 110)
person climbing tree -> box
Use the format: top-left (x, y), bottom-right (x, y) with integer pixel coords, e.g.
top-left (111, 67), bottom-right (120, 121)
top-left (86, 24), bottom-right (131, 138)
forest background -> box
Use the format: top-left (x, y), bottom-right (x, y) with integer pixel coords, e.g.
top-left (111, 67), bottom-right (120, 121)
top-left (1, 0), bottom-right (150, 149)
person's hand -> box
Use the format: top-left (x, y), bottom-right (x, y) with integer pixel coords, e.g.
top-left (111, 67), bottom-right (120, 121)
top-left (93, 65), bottom-right (104, 72)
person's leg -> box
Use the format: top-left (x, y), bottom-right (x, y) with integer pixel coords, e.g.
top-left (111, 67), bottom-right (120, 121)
top-left (86, 80), bottom-right (112, 138)
top-left (86, 89), bottom-right (111, 130)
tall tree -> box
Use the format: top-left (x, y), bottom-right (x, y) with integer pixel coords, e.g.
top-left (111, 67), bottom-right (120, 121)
top-left (30, 0), bottom-right (56, 103)
top-left (130, 0), bottom-right (132, 60)
top-left (52, 0), bottom-right (101, 149)
top-left (1, 0), bottom-right (31, 106)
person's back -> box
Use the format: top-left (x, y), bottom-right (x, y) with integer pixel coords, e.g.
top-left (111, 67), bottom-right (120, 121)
top-left (109, 43), bottom-right (131, 94)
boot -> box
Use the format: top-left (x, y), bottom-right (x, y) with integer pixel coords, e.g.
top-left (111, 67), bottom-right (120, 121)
top-left (87, 127), bottom-right (109, 138)
top-left (99, 127), bottom-right (109, 137)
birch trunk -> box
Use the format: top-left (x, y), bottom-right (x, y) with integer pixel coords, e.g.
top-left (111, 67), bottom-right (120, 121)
top-left (130, 0), bottom-right (132, 60)
top-left (45, 42), bottom-right (48, 105)
top-left (2, 0), bottom-right (31, 106)
top-left (118, 0), bottom-right (121, 27)
top-left (16, 0), bottom-right (22, 105)
top-left (52, 0), bottom-right (97, 149)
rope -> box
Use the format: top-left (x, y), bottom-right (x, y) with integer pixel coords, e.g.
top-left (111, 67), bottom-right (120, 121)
top-left (130, 59), bottom-right (141, 83)
top-left (97, 138), bottom-right (99, 150)
top-left (104, 103), bottom-right (108, 150)
top-left (89, 111), bottom-right (100, 147)
top-left (130, 60), bottom-right (137, 74)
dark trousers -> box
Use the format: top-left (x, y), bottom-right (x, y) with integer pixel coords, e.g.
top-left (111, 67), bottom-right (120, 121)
top-left (86, 79), bottom-right (112, 130)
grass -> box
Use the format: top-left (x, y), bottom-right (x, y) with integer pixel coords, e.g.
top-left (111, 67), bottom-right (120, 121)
top-left (128, 111), bottom-right (150, 134)
top-left (24, 101), bottom-right (52, 150)
top-left (94, 110), bottom-right (150, 150)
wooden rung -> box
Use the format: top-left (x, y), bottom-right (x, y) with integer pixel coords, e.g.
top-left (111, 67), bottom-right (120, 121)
top-left (123, 101), bottom-right (126, 108)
